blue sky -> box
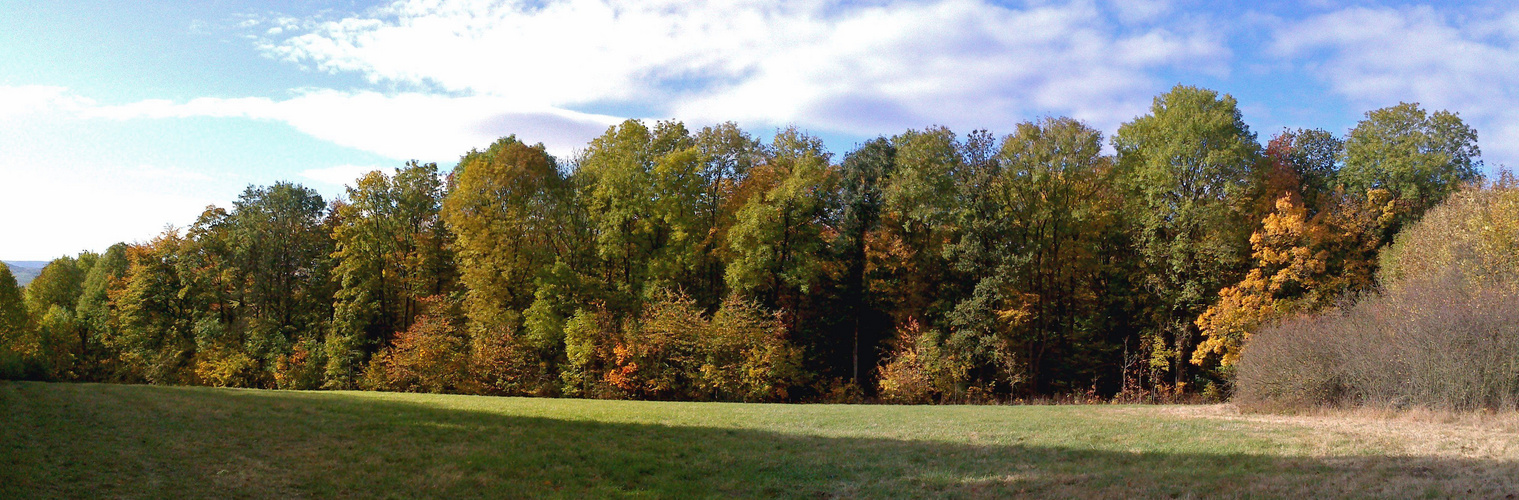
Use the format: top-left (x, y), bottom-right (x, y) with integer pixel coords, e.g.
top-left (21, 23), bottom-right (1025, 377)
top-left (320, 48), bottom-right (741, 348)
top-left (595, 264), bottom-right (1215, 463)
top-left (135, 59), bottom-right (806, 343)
top-left (3, 0), bottom-right (1517, 260)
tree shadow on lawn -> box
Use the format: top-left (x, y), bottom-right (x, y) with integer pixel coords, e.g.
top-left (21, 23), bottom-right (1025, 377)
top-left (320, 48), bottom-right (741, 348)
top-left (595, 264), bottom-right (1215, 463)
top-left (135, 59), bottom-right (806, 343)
top-left (4, 382), bottom-right (1518, 499)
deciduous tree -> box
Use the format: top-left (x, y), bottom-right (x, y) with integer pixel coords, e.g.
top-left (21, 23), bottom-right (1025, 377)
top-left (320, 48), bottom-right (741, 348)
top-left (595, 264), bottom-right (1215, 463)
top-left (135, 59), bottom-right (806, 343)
top-left (1112, 85), bottom-right (1262, 391)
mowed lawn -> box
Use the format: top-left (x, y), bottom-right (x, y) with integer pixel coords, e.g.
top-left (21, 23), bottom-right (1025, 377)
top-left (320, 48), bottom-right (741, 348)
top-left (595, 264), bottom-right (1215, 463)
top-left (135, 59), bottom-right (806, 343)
top-left (4, 382), bottom-right (1518, 499)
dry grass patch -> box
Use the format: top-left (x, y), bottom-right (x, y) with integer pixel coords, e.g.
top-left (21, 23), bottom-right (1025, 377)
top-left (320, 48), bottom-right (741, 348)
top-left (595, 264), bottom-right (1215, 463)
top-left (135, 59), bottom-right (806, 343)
top-left (1160, 404), bottom-right (1519, 460)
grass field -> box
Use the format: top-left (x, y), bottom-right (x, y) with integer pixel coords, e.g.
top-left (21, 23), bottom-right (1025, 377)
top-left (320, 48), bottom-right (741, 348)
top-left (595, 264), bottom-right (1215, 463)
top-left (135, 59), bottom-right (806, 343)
top-left (3, 382), bottom-right (1518, 498)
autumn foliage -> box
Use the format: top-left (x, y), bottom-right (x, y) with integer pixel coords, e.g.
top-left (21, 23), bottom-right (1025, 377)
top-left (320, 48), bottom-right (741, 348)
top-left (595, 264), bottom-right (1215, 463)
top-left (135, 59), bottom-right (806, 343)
top-left (364, 296), bottom-right (471, 393)
top-left (1234, 181), bottom-right (1515, 410)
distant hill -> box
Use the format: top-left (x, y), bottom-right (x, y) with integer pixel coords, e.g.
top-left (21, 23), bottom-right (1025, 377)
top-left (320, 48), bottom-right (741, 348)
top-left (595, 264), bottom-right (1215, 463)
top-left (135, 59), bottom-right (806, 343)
top-left (4, 261), bottom-right (47, 288)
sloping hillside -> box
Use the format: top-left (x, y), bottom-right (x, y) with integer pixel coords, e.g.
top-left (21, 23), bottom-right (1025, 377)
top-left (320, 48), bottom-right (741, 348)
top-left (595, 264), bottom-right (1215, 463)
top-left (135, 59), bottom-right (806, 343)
top-left (2, 261), bottom-right (44, 288)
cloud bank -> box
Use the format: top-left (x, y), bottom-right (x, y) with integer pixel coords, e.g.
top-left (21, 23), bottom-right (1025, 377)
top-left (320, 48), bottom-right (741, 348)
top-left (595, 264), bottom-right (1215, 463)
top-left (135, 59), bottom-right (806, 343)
top-left (255, 0), bottom-right (1229, 137)
top-left (13, 0), bottom-right (1519, 262)
top-left (11, 1), bottom-right (1519, 170)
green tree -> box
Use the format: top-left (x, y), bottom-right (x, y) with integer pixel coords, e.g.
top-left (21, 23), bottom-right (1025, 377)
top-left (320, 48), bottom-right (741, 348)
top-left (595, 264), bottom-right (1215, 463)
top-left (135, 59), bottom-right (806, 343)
top-left (993, 117), bottom-right (1116, 393)
top-left (725, 128), bottom-right (837, 385)
top-left (115, 232), bottom-right (197, 384)
top-left (1273, 128), bottom-right (1342, 213)
top-left (24, 256), bottom-right (89, 317)
top-left (179, 206), bottom-right (263, 387)
top-left (22, 255), bottom-right (96, 379)
top-left (647, 144), bottom-right (708, 294)
top-left (443, 136), bottom-right (568, 394)
top-left (1340, 102), bottom-right (1482, 233)
top-left (574, 120), bottom-right (710, 308)
top-left (692, 123), bottom-right (764, 304)
top-left (227, 182), bottom-right (335, 373)
top-left (878, 127), bottom-right (976, 338)
top-left (835, 138), bottom-right (896, 383)
top-left (1112, 85), bottom-right (1263, 391)
top-left (577, 120), bottom-right (663, 302)
top-left (885, 127), bottom-right (961, 231)
top-left (328, 161), bottom-right (453, 388)
top-left (726, 127), bottom-right (835, 316)
top-left (75, 243), bottom-right (130, 378)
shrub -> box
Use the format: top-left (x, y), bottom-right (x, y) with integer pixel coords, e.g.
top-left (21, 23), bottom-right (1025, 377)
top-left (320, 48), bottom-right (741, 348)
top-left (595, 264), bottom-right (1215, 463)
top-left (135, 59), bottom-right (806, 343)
top-left (559, 305), bottom-right (621, 398)
top-left (701, 295), bottom-right (804, 402)
top-left (1238, 271), bottom-right (1519, 411)
top-left (369, 296), bottom-right (472, 394)
top-left (876, 318), bottom-right (970, 404)
top-left (1379, 185), bottom-right (1519, 291)
top-left (560, 292), bottom-right (803, 402)
top-left (273, 338), bottom-right (327, 390)
top-left (471, 330), bottom-right (556, 396)
top-left (609, 290), bottom-right (705, 399)
top-left (193, 347), bottom-right (262, 388)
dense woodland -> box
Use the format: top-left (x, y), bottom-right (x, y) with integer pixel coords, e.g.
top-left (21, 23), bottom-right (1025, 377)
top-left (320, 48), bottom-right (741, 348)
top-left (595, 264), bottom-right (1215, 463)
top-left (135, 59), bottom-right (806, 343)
top-left (0, 85), bottom-right (1491, 403)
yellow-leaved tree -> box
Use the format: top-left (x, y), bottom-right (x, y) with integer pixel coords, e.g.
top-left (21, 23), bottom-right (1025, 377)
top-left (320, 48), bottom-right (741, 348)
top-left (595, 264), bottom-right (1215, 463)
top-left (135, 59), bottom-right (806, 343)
top-left (1195, 179), bottom-right (1396, 368)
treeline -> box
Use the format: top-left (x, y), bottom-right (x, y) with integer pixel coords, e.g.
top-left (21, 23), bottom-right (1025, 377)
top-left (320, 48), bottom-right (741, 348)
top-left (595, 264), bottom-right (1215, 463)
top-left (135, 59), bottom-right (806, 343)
top-left (0, 85), bottom-right (1485, 402)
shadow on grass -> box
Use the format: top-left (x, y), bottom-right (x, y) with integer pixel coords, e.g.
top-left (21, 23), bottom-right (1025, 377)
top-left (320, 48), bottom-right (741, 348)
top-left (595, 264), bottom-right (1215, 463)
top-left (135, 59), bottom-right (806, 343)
top-left (3, 381), bottom-right (1517, 499)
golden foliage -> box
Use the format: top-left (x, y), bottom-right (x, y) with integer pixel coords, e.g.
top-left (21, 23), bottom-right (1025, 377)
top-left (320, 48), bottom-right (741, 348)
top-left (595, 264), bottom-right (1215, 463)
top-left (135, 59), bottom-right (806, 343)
top-left (1195, 190), bottom-right (1391, 368)
top-left (876, 318), bottom-right (970, 403)
top-left (194, 347), bottom-right (260, 388)
top-left (1379, 184), bottom-right (1519, 292)
top-left (602, 291), bottom-right (803, 401)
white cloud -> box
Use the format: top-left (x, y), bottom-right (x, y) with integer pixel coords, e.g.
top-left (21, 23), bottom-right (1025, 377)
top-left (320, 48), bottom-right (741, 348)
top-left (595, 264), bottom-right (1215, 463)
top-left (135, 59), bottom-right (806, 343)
top-left (0, 158), bottom-right (233, 260)
top-left (255, 0), bottom-right (1230, 136)
top-left (1272, 6), bottom-right (1519, 168)
top-left (0, 86), bottom-right (95, 118)
top-left (3, 1), bottom-right (1234, 166)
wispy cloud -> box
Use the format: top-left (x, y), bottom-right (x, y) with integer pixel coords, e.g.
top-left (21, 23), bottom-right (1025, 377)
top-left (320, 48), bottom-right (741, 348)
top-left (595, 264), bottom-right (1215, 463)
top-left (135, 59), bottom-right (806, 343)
top-left (1271, 5), bottom-right (1519, 166)
top-left (0, 86), bottom-right (622, 161)
top-left (0, 85), bottom-right (95, 118)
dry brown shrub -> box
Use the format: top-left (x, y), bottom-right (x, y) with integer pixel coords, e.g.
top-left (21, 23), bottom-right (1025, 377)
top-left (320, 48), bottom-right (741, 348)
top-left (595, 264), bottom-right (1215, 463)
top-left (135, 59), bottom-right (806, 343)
top-left (1238, 271), bottom-right (1519, 411)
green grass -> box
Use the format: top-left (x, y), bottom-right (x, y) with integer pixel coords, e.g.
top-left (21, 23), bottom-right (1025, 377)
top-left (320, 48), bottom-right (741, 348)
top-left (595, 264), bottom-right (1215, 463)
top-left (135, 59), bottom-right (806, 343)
top-left (2, 381), bottom-right (1515, 498)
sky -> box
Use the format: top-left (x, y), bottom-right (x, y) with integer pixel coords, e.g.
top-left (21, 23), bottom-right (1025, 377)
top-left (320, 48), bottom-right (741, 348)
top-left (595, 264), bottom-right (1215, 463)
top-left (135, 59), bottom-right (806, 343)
top-left (3, 0), bottom-right (1518, 260)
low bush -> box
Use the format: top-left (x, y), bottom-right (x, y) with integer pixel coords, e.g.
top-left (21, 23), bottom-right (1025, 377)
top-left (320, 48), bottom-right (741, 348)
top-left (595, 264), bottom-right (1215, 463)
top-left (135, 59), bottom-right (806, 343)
top-left (365, 296), bottom-right (473, 394)
top-left (1238, 272), bottom-right (1519, 411)
top-left (876, 318), bottom-right (971, 404)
